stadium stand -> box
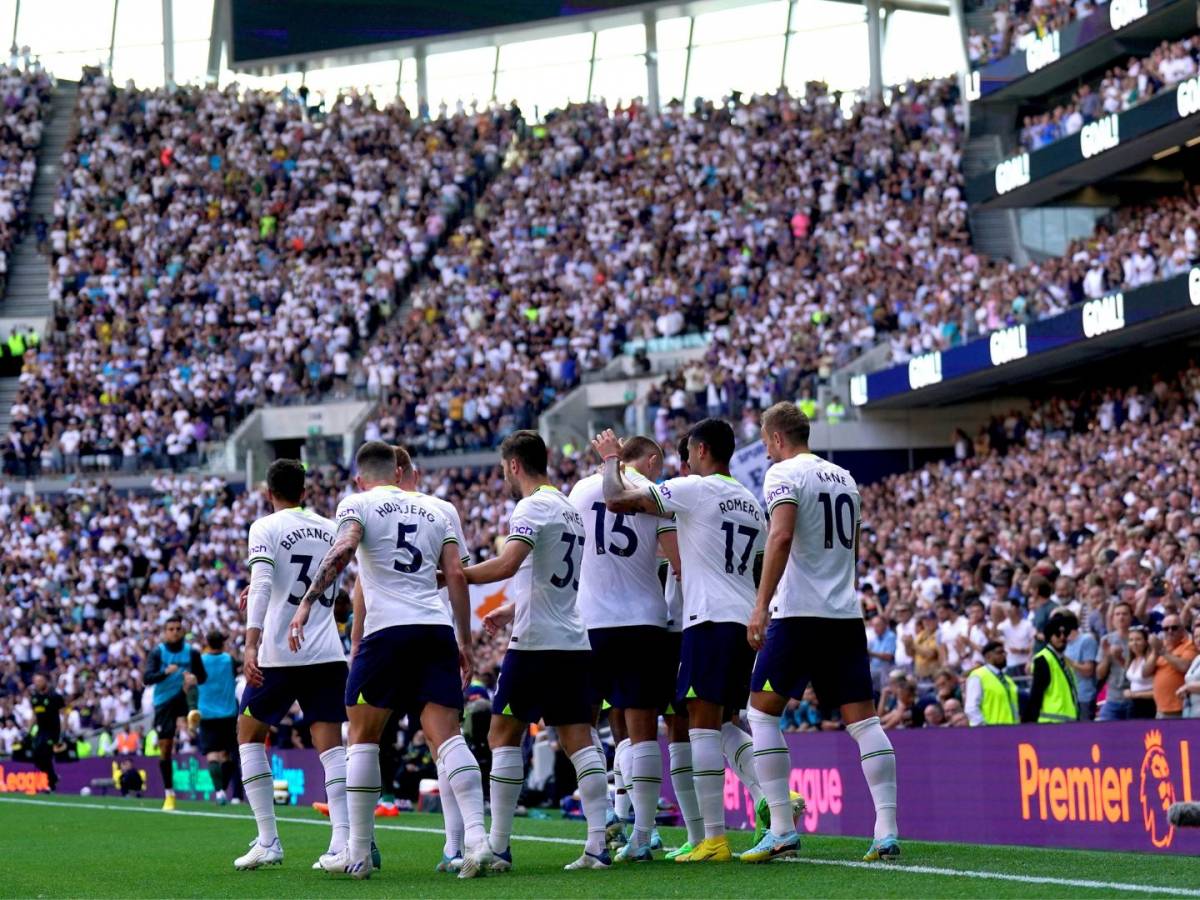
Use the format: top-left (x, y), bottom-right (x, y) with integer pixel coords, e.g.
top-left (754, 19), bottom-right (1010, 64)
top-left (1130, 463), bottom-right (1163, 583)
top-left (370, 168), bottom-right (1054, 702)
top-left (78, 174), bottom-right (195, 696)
top-left (1018, 35), bottom-right (1199, 149)
top-left (967, 0), bottom-right (1094, 65)
top-left (0, 62), bottom-right (51, 295)
top-left (4, 72), bottom-right (518, 475)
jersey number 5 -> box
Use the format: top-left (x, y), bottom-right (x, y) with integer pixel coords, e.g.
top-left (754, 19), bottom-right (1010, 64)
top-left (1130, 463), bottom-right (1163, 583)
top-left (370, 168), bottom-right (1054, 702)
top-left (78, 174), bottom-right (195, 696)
top-left (393, 523), bottom-right (424, 573)
top-left (287, 554), bottom-right (335, 607)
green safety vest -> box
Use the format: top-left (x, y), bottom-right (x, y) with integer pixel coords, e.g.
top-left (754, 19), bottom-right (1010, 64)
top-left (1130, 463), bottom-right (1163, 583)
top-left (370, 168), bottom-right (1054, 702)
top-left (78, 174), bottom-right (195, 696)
top-left (825, 402), bottom-right (845, 423)
top-left (798, 398), bottom-right (817, 419)
top-left (7, 332), bottom-right (24, 357)
top-left (1034, 647), bottom-right (1078, 723)
top-left (968, 665), bottom-right (1018, 725)
top-left (76, 738), bottom-right (93, 759)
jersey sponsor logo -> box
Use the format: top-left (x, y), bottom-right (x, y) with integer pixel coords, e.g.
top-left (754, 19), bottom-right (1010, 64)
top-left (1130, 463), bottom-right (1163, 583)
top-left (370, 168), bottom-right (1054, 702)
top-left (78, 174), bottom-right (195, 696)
top-left (764, 484), bottom-right (793, 506)
top-left (509, 523), bottom-right (536, 538)
top-left (658, 484), bottom-right (673, 499)
top-left (249, 544), bottom-right (270, 556)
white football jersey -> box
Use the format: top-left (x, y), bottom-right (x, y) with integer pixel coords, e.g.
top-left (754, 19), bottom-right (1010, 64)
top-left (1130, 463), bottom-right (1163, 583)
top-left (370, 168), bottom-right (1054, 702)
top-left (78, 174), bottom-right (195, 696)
top-left (246, 507), bottom-right (346, 668)
top-left (664, 560), bottom-right (683, 633)
top-left (335, 486), bottom-right (458, 637)
top-left (505, 485), bottom-right (590, 652)
top-left (425, 492), bottom-right (470, 614)
top-left (762, 453), bottom-right (861, 619)
top-left (570, 470), bottom-right (675, 630)
top-left (649, 474), bottom-right (765, 628)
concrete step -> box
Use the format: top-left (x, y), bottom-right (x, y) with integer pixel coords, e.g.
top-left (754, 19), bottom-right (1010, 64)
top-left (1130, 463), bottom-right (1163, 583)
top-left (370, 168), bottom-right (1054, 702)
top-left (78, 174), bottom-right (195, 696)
top-left (0, 377), bottom-right (20, 435)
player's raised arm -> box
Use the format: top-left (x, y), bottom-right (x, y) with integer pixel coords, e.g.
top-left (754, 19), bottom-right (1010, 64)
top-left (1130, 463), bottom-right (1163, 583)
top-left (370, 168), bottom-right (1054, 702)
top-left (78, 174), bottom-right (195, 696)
top-left (289, 518), bottom-right (363, 652)
top-left (593, 429), bottom-right (667, 516)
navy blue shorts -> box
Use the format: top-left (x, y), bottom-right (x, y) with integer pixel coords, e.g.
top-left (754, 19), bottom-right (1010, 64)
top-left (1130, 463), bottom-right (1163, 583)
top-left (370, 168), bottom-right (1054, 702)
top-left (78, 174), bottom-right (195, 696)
top-left (676, 621), bottom-right (755, 710)
top-left (240, 661), bottom-right (349, 726)
top-left (345, 625), bottom-right (463, 717)
top-left (198, 716), bottom-right (237, 755)
top-left (493, 649), bottom-right (592, 726)
top-left (750, 617), bottom-right (873, 708)
top-left (589, 626), bottom-right (674, 711)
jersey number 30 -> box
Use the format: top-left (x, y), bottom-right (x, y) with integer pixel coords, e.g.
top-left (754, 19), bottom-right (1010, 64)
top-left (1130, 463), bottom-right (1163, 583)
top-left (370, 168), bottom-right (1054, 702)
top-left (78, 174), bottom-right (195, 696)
top-left (287, 554), bottom-right (336, 606)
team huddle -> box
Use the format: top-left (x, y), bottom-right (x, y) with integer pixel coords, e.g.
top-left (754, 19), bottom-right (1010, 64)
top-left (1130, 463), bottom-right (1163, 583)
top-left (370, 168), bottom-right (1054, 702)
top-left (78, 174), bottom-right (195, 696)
top-left (225, 401), bottom-right (901, 878)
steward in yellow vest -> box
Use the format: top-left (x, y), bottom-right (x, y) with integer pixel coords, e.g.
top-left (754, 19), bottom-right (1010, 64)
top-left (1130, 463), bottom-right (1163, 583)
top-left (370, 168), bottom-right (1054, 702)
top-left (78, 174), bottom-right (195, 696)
top-left (966, 641), bottom-right (1019, 725)
top-left (1024, 611), bottom-right (1079, 723)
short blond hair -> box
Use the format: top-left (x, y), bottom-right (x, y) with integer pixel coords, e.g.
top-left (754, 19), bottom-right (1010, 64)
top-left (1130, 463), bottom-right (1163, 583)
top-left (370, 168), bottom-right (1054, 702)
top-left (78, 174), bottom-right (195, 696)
top-left (762, 402), bottom-right (811, 445)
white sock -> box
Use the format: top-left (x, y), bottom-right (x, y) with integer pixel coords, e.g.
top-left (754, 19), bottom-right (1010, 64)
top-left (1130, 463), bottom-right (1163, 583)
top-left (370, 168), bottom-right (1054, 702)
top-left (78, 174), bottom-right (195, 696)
top-left (439, 735), bottom-right (486, 849)
top-left (613, 737), bottom-right (632, 822)
top-left (668, 741), bottom-right (704, 845)
top-left (721, 721), bottom-right (763, 806)
top-left (570, 745), bottom-right (608, 856)
top-left (847, 716), bottom-right (898, 840)
top-left (436, 757), bottom-right (463, 859)
top-left (747, 708), bottom-right (793, 837)
top-left (488, 746), bottom-right (524, 855)
top-left (239, 742), bottom-right (277, 846)
top-left (689, 728), bottom-right (726, 840)
top-left (629, 741), bottom-right (662, 846)
top-left (319, 746), bottom-right (349, 854)
top-left (346, 743), bottom-right (381, 861)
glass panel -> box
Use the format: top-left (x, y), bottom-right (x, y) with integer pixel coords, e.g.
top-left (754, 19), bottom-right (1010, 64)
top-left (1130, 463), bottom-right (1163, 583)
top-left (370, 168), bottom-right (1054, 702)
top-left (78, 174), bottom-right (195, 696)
top-left (595, 23), bottom-right (644, 59)
top-left (784, 14), bottom-right (867, 92)
top-left (173, 39), bottom-right (209, 86)
top-left (495, 60), bottom-right (588, 119)
top-left (656, 16), bottom-right (691, 51)
top-left (17, 0), bottom-right (113, 79)
top-left (657, 47), bottom-right (687, 107)
top-left (427, 46), bottom-right (497, 78)
top-left (590, 55), bottom-right (645, 107)
top-left (302, 60), bottom-right (401, 101)
top-left (498, 33), bottom-right (592, 69)
top-left (882, 11), bottom-right (960, 84)
top-left (172, 0), bottom-right (213, 42)
top-left (399, 57), bottom-right (418, 113)
top-left (687, 35), bottom-right (783, 106)
top-left (111, 0), bottom-right (164, 87)
top-left (691, 1), bottom-right (787, 45)
top-left (427, 46), bottom-right (495, 112)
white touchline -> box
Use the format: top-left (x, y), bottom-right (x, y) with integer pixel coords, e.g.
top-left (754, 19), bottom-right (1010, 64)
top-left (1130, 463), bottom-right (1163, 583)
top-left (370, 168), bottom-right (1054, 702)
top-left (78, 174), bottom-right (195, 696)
top-left (1, 796), bottom-right (1197, 897)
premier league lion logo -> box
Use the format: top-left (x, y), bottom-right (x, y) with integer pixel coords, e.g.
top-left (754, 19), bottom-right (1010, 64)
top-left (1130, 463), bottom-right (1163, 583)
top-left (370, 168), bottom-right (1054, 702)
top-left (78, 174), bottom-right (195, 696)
top-left (1140, 730), bottom-right (1177, 848)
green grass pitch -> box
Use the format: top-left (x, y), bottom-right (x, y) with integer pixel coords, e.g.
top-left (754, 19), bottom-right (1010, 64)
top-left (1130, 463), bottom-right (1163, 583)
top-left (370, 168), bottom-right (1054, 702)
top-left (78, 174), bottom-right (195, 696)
top-left (2, 794), bottom-right (1198, 898)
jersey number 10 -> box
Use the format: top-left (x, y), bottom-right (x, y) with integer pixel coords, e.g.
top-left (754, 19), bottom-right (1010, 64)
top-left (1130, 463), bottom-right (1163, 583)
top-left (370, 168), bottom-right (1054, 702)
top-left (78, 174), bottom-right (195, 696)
top-left (817, 492), bottom-right (854, 550)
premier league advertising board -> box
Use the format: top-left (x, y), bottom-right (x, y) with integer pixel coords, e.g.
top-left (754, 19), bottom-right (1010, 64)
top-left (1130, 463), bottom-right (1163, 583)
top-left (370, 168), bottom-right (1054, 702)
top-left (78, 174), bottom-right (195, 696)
top-left (668, 721), bottom-right (1200, 855)
top-left (5, 722), bottom-right (1197, 854)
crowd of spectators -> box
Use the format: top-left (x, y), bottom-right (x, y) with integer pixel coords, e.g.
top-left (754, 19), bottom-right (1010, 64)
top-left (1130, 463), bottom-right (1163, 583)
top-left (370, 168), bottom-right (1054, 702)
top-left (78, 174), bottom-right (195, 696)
top-left (1019, 36), bottom-right (1200, 150)
top-left (0, 60), bottom-right (50, 293)
top-left (3, 72), bottom-right (519, 476)
top-left (967, 0), bottom-right (1107, 66)
top-left (856, 362), bottom-right (1200, 727)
